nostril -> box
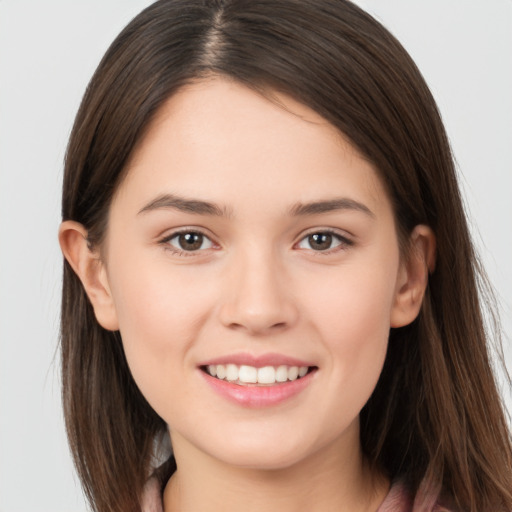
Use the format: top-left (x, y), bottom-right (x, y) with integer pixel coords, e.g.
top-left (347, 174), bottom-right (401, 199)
top-left (218, 287), bottom-right (299, 334)
top-left (227, 320), bottom-right (289, 335)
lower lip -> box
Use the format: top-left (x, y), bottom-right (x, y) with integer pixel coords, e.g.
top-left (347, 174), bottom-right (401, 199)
top-left (200, 369), bottom-right (316, 408)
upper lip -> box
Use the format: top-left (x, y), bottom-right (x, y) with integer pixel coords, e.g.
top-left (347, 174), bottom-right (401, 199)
top-left (198, 352), bottom-right (315, 368)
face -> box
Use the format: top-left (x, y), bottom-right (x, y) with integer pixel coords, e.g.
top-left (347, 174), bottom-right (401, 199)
top-left (97, 78), bottom-right (411, 470)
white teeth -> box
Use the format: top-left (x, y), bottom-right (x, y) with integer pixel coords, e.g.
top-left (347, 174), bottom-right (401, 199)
top-left (206, 364), bottom-right (310, 384)
top-left (257, 366), bottom-right (275, 384)
top-left (239, 365), bottom-right (258, 383)
top-left (216, 364), bottom-right (226, 380)
top-left (275, 365), bottom-right (288, 382)
top-left (288, 366), bottom-right (299, 380)
top-left (226, 364), bottom-right (238, 382)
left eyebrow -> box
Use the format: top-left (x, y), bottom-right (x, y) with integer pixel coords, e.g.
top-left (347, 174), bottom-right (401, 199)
top-left (138, 193), bottom-right (232, 217)
top-left (288, 198), bottom-right (375, 218)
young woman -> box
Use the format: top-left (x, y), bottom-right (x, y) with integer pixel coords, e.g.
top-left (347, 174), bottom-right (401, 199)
top-left (58, 1), bottom-right (512, 511)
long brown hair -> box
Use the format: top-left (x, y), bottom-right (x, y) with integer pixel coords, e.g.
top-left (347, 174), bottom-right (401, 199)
top-left (60, 1), bottom-right (512, 511)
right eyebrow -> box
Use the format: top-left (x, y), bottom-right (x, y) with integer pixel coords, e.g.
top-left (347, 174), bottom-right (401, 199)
top-left (137, 193), bottom-right (232, 217)
top-left (288, 197), bottom-right (375, 218)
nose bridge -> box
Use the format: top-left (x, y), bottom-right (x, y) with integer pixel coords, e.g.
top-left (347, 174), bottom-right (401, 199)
top-left (218, 242), bottom-right (298, 334)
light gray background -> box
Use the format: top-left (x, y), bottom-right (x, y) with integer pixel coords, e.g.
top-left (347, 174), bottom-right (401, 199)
top-left (0, 1), bottom-right (510, 511)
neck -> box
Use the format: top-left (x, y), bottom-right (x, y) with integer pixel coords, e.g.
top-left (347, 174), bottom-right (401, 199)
top-left (163, 425), bottom-right (389, 512)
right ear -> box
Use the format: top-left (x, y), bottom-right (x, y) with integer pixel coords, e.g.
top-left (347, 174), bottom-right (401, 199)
top-left (58, 221), bottom-right (119, 331)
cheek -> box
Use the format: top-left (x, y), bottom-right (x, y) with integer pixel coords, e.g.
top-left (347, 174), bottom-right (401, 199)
top-left (106, 256), bottom-right (215, 407)
top-left (306, 254), bottom-right (398, 342)
top-left (110, 247), bottom-right (213, 335)
top-left (303, 255), bottom-right (398, 409)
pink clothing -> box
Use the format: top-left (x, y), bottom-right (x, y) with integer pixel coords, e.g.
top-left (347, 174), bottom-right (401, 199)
top-left (141, 477), bottom-right (163, 512)
top-left (141, 478), bottom-right (449, 512)
top-left (376, 480), bottom-right (451, 512)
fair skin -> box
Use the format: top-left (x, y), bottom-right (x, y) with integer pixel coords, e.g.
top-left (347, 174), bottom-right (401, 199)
top-left (60, 77), bottom-right (435, 512)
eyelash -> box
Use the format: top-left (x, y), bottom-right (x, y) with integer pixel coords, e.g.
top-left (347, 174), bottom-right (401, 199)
top-left (158, 229), bottom-right (216, 257)
top-left (158, 228), bottom-right (354, 256)
top-left (295, 229), bottom-right (354, 254)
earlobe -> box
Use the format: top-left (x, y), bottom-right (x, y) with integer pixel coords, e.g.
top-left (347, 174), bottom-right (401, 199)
top-left (58, 221), bottom-right (119, 331)
top-left (390, 225), bottom-right (436, 328)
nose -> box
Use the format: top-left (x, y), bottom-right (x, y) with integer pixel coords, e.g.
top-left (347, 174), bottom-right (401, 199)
top-left (218, 248), bottom-right (299, 336)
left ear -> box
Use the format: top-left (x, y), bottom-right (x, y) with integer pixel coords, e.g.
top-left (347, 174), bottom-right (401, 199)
top-left (390, 225), bottom-right (436, 328)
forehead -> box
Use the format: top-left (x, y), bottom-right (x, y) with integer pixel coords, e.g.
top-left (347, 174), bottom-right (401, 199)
top-left (116, 77), bottom-right (388, 217)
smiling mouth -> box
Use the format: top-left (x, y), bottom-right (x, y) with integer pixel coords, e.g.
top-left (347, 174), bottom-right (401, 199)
top-left (201, 364), bottom-right (317, 386)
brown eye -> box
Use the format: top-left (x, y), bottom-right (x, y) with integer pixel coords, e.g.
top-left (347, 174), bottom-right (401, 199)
top-left (308, 233), bottom-right (333, 251)
top-left (297, 231), bottom-right (348, 252)
top-left (167, 232), bottom-right (213, 252)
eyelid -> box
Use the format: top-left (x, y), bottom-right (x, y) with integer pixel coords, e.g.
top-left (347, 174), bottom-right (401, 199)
top-left (294, 228), bottom-right (354, 253)
top-left (158, 227), bottom-right (219, 256)
top-left (156, 226), bottom-right (354, 256)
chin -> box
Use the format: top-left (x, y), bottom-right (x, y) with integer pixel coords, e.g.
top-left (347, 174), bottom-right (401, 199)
top-left (218, 450), bottom-right (309, 472)
top-left (196, 429), bottom-right (328, 472)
